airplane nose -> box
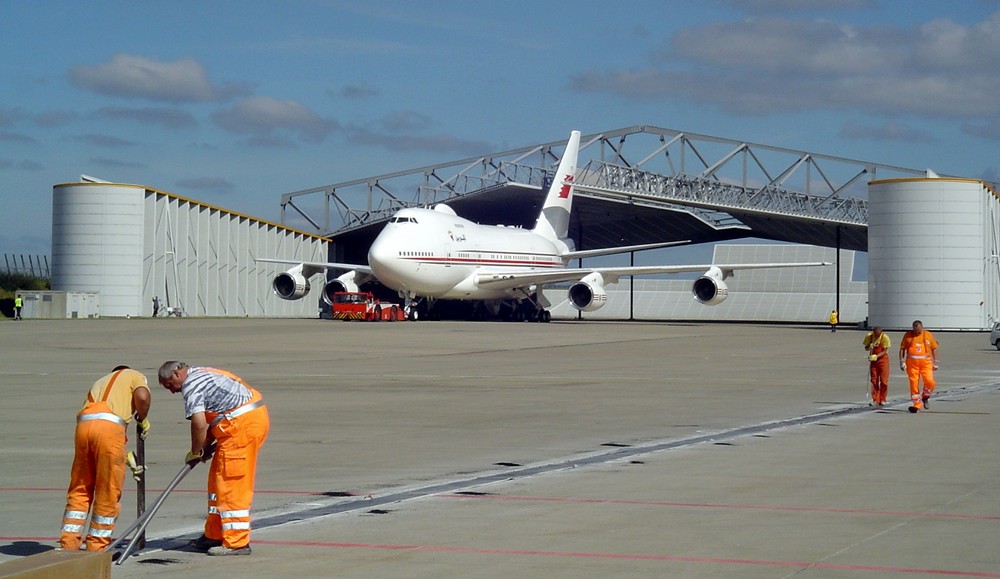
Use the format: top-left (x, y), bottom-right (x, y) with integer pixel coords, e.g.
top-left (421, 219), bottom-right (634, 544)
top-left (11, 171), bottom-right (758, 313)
top-left (367, 233), bottom-right (400, 287)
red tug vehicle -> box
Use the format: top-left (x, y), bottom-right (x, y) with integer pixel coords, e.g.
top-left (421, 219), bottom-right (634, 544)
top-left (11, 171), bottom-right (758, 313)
top-left (330, 291), bottom-right (406, 321)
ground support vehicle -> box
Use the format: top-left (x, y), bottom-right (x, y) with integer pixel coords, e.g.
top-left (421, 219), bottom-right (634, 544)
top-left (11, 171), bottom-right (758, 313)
top-left (330, 292), bottom-right (405, 321)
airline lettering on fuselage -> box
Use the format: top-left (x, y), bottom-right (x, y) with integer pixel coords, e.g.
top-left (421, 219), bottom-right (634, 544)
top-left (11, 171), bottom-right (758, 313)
top-left (558, 175), bottom-right (574, 199)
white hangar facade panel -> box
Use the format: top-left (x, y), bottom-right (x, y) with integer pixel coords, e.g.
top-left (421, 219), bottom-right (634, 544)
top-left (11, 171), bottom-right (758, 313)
top-left (52, 182), bottom-right (327, 318)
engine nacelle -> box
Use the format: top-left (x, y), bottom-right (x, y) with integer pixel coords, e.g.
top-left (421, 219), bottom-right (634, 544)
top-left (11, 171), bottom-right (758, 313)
top-left (272, 268), bottom-right (310, 300)
top-left (568, 280), bottom-right (608, 312)
top-left (321, 279), bottom-right (359, 306)
top-left (692, 266), bottom-right (729, 305)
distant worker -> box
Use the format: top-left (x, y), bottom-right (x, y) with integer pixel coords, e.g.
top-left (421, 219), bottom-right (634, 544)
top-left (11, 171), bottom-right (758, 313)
top-left (60, 366), bottom-right (151, 551)
top-left (152, 296), bottom-right (160, 318)
top-left (158, 361), bottom-right (269, 556)
top-left (899, 320), bottom-right (939, 413)
top-left (14, 294), bottom-right (23, 320)
top-left (829, 309), bottom-right (838, 332)
top-left (863, 325), bottom-right (891, 405)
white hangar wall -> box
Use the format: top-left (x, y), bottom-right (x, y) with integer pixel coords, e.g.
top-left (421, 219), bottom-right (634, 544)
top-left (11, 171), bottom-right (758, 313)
top-left (868, 178), bottom-right (1000, 331)
top-left (52, 183), bottom-right (327, 318)
top-left (551, 245), bottom-right (865, 323)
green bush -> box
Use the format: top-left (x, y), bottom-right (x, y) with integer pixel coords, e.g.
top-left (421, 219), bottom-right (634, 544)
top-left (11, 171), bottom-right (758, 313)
top-left (0, 272), bottom-right (50, 299)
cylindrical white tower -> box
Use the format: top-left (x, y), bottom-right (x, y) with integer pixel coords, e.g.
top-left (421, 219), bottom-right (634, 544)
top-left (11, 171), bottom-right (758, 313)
top-left (868, 178), bottom-right (993, 331)
top-left (52, 183), bottom-right (145, 317)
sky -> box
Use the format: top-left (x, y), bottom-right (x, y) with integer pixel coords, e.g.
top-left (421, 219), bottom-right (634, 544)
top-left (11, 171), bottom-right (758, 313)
top-left (1, 0), bottom-right (999, 260)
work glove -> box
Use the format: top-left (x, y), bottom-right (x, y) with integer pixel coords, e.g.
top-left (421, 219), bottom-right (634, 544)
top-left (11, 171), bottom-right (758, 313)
top-left (125, 451), bottom-right (145, 482)
top-left (869, 354), bottom-right (877, 362)
top-left (185, 449), bottom-right (206, 465)
top-left (899, 361), bottom-right (906, 371)
top-left (137, 416), bottom-right (151, 440)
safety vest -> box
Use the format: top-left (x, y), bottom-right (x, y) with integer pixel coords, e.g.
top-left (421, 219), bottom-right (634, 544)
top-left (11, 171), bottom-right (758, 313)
top-left (903, 331), bottom-right (936, 359)
top-left (14, 297), bottom-right (22, 307)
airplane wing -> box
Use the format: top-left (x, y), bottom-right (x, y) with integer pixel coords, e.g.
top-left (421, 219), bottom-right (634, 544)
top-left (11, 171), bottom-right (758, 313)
top-left (255, 258), bottom-right (374, 276)
top-left (476, 262), bottom-right (831, 289)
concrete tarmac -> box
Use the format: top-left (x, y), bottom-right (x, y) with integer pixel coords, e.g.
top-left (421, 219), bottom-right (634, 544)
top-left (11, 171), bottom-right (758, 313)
top-left (1, 318), bottom-right (998, 578)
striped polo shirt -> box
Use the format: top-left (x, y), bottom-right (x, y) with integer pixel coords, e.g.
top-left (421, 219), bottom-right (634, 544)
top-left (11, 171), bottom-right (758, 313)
top-left (180, 367), bottom-right (252, 419)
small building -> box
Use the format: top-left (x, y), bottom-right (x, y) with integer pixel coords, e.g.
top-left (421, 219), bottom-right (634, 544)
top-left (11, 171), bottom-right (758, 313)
top-left (17, 290), bottom-right (100, 319)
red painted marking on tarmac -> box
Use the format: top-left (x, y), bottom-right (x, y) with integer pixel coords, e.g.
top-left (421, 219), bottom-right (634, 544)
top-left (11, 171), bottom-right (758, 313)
top-left (440, 494), bottom-right (1000, 521)
top-left (253, 540), bottom-right (1000, 577)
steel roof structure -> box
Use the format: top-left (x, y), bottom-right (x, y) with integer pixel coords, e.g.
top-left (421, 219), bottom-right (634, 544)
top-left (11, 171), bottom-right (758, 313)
top-left (277, 125), bottom-right (935, 263)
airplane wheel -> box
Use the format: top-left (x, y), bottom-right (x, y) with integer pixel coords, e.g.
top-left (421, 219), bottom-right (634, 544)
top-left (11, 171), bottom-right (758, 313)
top-left (408, 309), bottom-right (420, 321)
top-left (541, 310), bottom-right (551, 323)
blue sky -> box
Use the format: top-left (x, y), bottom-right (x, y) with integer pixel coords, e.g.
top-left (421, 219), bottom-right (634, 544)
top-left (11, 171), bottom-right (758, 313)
top-left (2, 0), bottom-right (998, 258)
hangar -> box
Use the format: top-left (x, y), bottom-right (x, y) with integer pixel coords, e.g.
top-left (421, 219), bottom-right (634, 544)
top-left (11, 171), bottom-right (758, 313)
top-left (50, 126), bottom-right (1000, 329)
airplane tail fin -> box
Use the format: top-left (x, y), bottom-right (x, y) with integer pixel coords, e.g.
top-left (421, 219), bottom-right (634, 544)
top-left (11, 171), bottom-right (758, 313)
top-left (532, 130), bottom-right (581, 243)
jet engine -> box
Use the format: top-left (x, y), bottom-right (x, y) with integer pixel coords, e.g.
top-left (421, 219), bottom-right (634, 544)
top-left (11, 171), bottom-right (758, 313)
top-left (692, 266), bottom-right (729, 305)
top-left (272, 265), bottom-right (310, 300)
top-left (321, 279), bottom-right (358, 305)
top-left (567, 272), bottom-right (608, 312)
top-left (321, 270), bottom-right (365, 305)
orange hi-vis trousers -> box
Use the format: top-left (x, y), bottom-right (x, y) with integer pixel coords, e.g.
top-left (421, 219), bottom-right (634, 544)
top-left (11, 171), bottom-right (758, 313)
top-left (869, 357), bottom-right (890, 404)
top-left (869, 343), bottom-right (889, 404)
top-left (203, 389), bottom-right (270, 549)
top-left (906, 357), bottom-right (936, 409)
top-left (60, 401), bottom-right (127, 551)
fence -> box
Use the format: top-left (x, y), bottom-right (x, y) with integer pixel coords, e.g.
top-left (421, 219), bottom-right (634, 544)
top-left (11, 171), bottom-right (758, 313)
top-left (2, 254), bottom-right (51, 277)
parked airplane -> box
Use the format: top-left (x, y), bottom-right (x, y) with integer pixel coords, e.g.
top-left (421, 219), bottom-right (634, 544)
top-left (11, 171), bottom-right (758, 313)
top-left (259, 130), bottom-right (829, 321)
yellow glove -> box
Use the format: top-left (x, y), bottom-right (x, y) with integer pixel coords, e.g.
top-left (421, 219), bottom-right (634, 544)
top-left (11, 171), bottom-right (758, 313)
top-left (125, 451), bottom-right (145, 482)
top-left (137, 417), bottom-right (151, 440)
top-left (184, 449), bottom-right (204, 465)
top-left (869, 354), bottom-right (877, 362)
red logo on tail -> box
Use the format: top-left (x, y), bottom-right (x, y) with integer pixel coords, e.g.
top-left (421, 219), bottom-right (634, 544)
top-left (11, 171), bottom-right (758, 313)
top-left (557, 174), bottom-right (574, 199)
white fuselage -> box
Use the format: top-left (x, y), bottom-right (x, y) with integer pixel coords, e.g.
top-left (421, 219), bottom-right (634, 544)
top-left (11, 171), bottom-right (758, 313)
top-left (367, 206), bottom-right (568, 300)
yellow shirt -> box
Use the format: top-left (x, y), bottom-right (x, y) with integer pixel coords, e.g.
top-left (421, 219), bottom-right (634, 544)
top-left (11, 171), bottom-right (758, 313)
top-left (863, 332), bottom-right (891, 351)
top-left (829, 311), bottom-right (838, 324)
top-left (80, 369), bottom-right (149, 422)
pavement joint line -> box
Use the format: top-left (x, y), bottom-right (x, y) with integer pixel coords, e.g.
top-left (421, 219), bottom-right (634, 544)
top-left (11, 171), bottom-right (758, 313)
top-left (123, 381), bottom-right (1000, 558)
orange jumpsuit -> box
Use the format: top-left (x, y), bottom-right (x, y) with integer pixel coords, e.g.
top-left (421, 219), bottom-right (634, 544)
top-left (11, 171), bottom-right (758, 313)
top-left (863, 332), bottom-right (891, 405)
top-left (198, 377), bottom-right (269, 550)
top-left (900, 329), bottom-right (938, 410)
top-left (60, 369), bottom-right (148, 551)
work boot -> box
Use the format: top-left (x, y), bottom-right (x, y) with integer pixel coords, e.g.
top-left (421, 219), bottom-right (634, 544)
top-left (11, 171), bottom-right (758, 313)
top-left (922, 396), bottom-right (930, 409)
top-left (207, 545), bottom-right (252, 556)
top-left (187, 535), bottom-right (222, 552)
top-left (908, 405), bottom-right (920, 413)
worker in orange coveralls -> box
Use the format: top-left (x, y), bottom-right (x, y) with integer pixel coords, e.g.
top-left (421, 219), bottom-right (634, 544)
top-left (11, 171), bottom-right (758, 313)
top-left (898, 320), bottom-right (939, 413)
top-left (863, 326), bottom-right (891, 405)
top-left (158, 361), bottom-right (269, 556)
top-left (60, 366), bottom-right (151, 551)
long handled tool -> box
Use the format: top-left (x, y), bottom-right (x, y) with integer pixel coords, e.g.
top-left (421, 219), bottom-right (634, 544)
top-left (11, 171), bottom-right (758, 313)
top-left (135, 423), bottom-right (146, 550)
top-left (108, 447), bottom-right (213, 565)
top-left (865, 360), bottom-right (873, 405)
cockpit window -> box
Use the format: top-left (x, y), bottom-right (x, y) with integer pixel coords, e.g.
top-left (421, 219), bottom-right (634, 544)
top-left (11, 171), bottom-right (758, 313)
top-left (390, 216), bottom-right (418, 224)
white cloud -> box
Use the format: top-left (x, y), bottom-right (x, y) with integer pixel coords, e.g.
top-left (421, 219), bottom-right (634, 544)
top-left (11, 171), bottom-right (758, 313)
top-left (571, 11), bottom-right (1000, 119)
top-left (212, 96), bottom-right (339, 143)
top-left (70, 54), bottom-right (250, 103)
